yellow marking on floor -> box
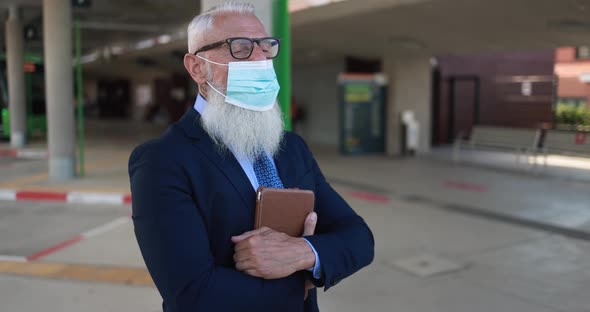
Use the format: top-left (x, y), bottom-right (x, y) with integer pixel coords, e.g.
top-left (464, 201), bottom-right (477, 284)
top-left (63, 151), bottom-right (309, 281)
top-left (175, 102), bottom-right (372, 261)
top-left (9, 262), bottom-right (68, 277)
top-left (0, 261), bottom-right (21, 272)
top-left (83, 156), bottom-right (129, 172)
top-left (0, 261), bottom-right (153, 287)
top-left (58, 265), bottom-right (100, 281)
top-left (0, 173), bottom-right (49, 188)
top-left (128, 272), bottom-right (156, 287)
top-left (0, 154), bottom-right (130, 190)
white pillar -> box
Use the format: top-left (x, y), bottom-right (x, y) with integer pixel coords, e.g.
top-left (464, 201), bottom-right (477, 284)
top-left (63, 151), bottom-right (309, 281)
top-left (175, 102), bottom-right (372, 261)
top-left (201, 0), bottom-right (273, 31)
top-left (5, 5), bottom-right (27, 148)
top-left (383, 57), bottom-right (432, 155)
top-left (43, 0), bottom-right (76, 180)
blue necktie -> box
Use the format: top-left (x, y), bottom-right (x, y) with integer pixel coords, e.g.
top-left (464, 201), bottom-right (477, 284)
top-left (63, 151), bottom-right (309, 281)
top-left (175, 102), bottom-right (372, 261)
top-left (253, 155), bottom-right (284, 189)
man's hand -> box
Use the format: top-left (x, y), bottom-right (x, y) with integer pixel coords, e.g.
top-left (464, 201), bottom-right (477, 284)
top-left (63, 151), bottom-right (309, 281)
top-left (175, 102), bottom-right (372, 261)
top-left (231, 212), bottom-right (318, 280)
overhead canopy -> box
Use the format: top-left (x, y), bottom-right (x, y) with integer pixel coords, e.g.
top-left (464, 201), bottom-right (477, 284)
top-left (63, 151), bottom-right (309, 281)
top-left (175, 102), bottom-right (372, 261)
top-left (291, 0), bottom-right (590, 64)
top-left (2, 0), bottom-right (590, 73)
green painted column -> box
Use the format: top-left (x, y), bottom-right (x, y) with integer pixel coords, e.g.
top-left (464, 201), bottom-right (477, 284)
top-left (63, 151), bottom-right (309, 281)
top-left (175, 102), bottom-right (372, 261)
top-left (273, 0), bottom-right (291, 131)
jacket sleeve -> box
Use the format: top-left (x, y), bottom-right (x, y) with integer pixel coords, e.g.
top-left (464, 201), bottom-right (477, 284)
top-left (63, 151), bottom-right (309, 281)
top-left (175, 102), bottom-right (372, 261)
top-left (129, 144), bottom-right (305, 312)
top-left (296, 136), bottom-right (375, 291)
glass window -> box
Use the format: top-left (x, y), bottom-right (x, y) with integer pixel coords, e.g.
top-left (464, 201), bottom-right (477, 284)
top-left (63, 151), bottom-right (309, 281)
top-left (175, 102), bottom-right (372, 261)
top-left (577, 46), bottom-right (590, 59)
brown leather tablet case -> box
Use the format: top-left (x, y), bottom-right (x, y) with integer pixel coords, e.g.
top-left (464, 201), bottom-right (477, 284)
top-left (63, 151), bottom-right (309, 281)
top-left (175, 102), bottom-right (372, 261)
top-left (254, 186), bottom-right (315, 237)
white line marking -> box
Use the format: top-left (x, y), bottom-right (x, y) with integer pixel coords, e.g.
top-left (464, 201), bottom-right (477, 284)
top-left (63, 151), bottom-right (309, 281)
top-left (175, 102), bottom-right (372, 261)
top-left (16, 150), bottom-right (48, 159)
top-left (67, 192), bottom-right (125, 205)
top-left (82, 216), bottom-right (131, 239)
top-left (0, 189), bottom-right (17, 201)
top-left (0, 255), bottom-right (27, 262)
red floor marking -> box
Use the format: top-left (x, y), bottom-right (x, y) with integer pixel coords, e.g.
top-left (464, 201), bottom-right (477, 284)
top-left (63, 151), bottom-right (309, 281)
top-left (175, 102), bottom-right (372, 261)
top-left (123, 194), bottom-right (132, 205)
top-left (16, 191), bottom-right (68, 201)
top-left (26, 235), bottom-right (84, 261)
top-left (348, 191), bottom-right (390, 204)
top-left (0, 149), bottom-right (18, 157)
top-left (443, 180), bottom-right (488, 193)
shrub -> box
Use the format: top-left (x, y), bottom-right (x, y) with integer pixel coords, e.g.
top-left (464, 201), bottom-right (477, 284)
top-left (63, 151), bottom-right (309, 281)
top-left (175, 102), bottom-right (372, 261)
top-left (555, 104), bottom-right (590, 126)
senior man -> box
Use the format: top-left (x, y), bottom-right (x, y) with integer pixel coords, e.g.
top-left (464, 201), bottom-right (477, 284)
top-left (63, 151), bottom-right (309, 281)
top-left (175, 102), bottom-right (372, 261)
top-left (129, 2), bottom-right (374, 311)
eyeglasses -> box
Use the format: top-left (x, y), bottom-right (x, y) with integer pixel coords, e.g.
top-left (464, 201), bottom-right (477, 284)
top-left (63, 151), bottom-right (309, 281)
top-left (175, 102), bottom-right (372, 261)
top-left (193, 37), bottom-right (280, 60)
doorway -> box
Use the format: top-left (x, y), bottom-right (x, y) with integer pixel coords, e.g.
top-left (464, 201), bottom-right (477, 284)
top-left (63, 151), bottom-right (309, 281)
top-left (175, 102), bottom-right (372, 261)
top-left (447, 76), bottom-right (480, 142)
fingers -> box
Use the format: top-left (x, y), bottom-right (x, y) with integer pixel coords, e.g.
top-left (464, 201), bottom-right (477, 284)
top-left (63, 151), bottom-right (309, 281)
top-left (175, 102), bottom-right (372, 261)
top-left (245, 269), bottom-right (262, 278)
top-left (235, 259), bottom-right (256, 272)
top-left (302, 212), bottom-right (317, 236)
top-left (233, 233), bottom-right (265, 252)
top-left (231, 227), bottom-right (265, 243)
top-left (233, 248), bottom-right (255, 263)
top-left (231, 227), bottom-right (272, 243)
top-left (237, 260), bottom-right (265, 279)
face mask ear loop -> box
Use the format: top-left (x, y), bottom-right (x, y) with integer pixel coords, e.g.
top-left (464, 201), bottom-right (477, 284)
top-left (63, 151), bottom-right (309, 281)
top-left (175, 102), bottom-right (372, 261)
top-left (196, 54), bottom-right (229, 97)
top-left (206, 81), bottom-right (227, 98)
top-left (195, 54), bottom-right (229, 67)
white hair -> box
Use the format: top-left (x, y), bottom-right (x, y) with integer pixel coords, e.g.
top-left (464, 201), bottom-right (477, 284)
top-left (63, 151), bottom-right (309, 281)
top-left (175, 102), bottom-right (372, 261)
top-left (187, 2), bottom-right (256, 53)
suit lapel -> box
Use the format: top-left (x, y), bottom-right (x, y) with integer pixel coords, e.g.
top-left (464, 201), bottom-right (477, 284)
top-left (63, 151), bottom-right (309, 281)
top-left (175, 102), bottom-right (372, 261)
top-left (178, 108), bottom-right (255, 209)
top-left (274, 140), bottom-right (298, 189)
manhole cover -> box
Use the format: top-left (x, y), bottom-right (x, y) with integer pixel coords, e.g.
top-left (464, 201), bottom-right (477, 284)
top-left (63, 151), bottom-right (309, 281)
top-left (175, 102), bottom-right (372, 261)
top-left (392, 253), bottom-right (467, 277)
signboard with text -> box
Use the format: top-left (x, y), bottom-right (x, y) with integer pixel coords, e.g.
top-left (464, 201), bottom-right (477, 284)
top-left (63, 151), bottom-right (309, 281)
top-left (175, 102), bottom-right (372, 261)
top-left (339, 73), bottom-right (387, 155)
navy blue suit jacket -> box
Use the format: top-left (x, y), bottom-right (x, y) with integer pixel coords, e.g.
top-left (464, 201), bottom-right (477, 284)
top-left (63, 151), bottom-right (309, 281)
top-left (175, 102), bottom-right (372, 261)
top-left (128, 107), bottom-right (374, 312)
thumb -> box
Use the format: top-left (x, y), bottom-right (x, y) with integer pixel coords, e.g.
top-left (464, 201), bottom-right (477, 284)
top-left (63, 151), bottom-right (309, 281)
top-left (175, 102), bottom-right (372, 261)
top-left (302, 212), bottom-right (317, 237)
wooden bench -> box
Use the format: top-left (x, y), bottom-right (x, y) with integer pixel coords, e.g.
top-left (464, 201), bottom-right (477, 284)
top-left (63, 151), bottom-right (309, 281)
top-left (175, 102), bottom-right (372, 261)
top-left (541, 130), bottom-right (590, 166)
top-left (453, 126), bottom-right (541, 166)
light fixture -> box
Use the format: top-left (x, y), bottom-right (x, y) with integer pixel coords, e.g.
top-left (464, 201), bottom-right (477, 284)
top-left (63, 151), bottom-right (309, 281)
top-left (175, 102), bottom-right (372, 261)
top-left (389, 37), bottom-right (425, 50)
top-left (157, 35), bottom-right (172, 44)
top-left (135, 39), bottom-right (156, 50)
top-left (80, 52), bottom-right (98, 64)
top-left (547, 19), bottom-right (590, 32)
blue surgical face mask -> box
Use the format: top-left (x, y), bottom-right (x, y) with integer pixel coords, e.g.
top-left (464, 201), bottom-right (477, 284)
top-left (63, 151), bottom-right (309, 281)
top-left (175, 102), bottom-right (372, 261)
top-left (197, 55), bottom-right (280, 112)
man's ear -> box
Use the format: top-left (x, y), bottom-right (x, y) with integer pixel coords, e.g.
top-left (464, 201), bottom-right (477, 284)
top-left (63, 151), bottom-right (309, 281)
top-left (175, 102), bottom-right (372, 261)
top-left (184, 54), bottom-right (207, 85)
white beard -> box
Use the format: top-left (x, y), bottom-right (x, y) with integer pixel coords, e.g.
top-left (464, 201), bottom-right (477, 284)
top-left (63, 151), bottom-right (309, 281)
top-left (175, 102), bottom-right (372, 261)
top-left (200, 88), bottom-right (285, 162)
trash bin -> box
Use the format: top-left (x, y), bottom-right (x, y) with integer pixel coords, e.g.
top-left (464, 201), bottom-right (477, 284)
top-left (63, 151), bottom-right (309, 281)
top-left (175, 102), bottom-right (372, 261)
top-left (400, 110), bottom-right (419, 156)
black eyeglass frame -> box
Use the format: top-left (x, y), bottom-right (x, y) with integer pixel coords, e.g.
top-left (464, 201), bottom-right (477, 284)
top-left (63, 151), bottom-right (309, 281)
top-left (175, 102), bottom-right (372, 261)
top-left (192, 37), bottom-right (281, 60)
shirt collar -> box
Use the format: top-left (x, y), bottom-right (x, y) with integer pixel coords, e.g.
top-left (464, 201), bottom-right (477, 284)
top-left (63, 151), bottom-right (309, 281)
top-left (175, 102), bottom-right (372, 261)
top-left (193, 93), bottom-right (207, 115)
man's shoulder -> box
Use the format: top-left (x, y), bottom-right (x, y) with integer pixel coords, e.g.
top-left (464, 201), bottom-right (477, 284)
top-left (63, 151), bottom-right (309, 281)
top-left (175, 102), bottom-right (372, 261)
top-left (280, 132), bottom-right (315, 164)
top-left (282, 131), bottom-right (308, 149)
top-left (128, 124), bottom-right (188, 170)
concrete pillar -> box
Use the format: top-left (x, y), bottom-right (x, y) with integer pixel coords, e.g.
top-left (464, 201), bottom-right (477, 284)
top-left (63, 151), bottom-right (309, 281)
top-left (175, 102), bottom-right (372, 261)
top-left (383, 57), bottom-right (432, 155)
top-left (43, 0), bottom-right (76, 180)
top-left (5, 5), bottom-right (27, 148)
top-left (201, 0), bottom-right (273, 31)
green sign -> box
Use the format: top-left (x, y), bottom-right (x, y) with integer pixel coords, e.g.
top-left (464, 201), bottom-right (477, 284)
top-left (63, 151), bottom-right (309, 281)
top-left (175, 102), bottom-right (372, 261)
top-left (345, 84), bottom-right (372, 103)
top-left (339, 75), bottom-right (386, 155)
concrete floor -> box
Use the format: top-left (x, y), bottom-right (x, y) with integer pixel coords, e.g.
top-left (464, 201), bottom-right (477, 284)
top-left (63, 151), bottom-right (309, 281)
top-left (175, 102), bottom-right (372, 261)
top-left (1, 119), bottom-right (590, 311)
top-left (0, 201), bottom-right (127, 257)
top-left (2, 186), bottom-right (590, 312)
top-left (314, 148), bottom-right (590, 236)
top-left (0, 275), bottom-right (161, 312)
